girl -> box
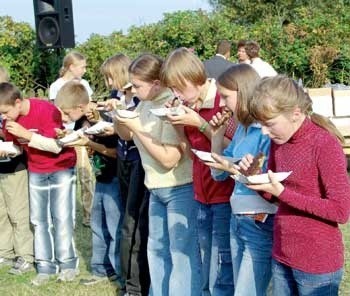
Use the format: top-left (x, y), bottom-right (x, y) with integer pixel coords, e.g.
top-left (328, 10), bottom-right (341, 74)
top-left (207, 64), bottom-right (275, 296)
top-left (160, 47), bottom-right (234, 296)
top-left (100, 53), bottom-right (150, 296)
top-left (246, 75), bottom-right (350, 295)
top-left (49, 50), bottom-right (94, 227)
top-left (115, 53), bottom-right (202, 296)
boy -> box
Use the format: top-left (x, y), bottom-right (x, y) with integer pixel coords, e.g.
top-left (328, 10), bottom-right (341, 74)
top-left (0, 82), bottom-right (78, 286)
top-left (0, 67), bottom-right (34, 275)
top-left (56, 80), bottom-right (124, 288)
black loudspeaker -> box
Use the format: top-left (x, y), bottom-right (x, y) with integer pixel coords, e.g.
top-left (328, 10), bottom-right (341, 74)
top-left (33, 0), bottom-right (75, 48)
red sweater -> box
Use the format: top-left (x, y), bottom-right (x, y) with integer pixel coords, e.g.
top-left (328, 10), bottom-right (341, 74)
top-left (5, 99), bottom-right (76, 173)
top-left (184, 92), bottom-right (234, 204)
top-left (264, 118), bottom-right (350, 273)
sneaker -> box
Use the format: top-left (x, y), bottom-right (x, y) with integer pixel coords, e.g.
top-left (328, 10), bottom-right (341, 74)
top-left (80, 275), bottom-right (108, 286)
top-left (31, 273), bottom-right (52, 286)
top-left (0, 257), bottom-right (13, 267)
top-left (57, 269), bottom-right (80, 282)
top-left (8, 257), bottom-right (34, 275)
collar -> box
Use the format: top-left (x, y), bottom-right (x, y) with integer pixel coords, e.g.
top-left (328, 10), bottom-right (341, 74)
top-left (215, 54), bottom-right (227, 59)
top-left (199, 79), bottom-right (217, 110)
top-left (152, 88), bottom-right (174, 103)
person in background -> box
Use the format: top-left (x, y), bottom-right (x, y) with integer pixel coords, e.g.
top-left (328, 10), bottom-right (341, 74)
top-left (203, 40), bottom-right (235, 80)
top-left (49, 50), bottom-right (95, 227)
top-left (246, 75), bottom-right (350, 295)
top-left (244, 41), bottom-right (277, 78)
top-left (0, 82), bottom-right (78, 286)
top-left (236, 40), bottom-right (250, 64)
top-left (55, 81), bottom-right (124, 289)
top-left (100, 53), bottom-right (150, 296)
top-left (0, 66), bottom-right (34, 275)
top-left (207, 64), bottom-right (275, 296)
top-left (115, 53), bottom-right (202, 296)
top-left (160, 47), bottom-right (234, 296)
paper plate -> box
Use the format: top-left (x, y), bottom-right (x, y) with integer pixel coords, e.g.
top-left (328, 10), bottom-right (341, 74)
top-left (116, 109), bottom-right (139, 119)
top-left (233, 171), bottom-right (292, 184)
top-left (191, 149), bottom-right (241, 163)
top-left (84, 121), bottom-right (113, 135)
top-left (149, 107), bottom-right (185, 117)
top-left (0, 141), bottom-right (19, 155)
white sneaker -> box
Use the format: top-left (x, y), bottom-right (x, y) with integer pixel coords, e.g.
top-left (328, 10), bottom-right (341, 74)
top-left (57, 269), bottom-right (80, 282)
top-left (31, 273), bottom-right (52, 286)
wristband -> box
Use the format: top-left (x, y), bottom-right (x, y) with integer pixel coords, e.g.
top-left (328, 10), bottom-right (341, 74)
top-left (199, 121), bottom-right (209, 133)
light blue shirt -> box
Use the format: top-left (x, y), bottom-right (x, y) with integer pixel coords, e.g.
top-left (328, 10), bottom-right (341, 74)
top-left (213, 123), bottom-right (277, 214)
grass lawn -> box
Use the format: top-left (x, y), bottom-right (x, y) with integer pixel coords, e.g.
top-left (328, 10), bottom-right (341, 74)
top-left (0, 200), bottom-right (349, 295)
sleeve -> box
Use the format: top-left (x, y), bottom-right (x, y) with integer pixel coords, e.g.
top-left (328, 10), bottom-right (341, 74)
top-left (49, 82), bottom-right (57, 100)
top-left (28, 133), bottom-right (62, 154)
top-left (40, 105), bottom-right (64, 138)
top-left (278, 137), bottom-right (350, 223)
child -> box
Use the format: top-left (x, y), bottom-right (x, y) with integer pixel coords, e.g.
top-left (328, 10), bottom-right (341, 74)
top-left (246, 75), bottom-right (350, 295)
top-left (207, 64), bottom-right (275, 296)
top-left (49, 50), bottom-right (95, 227)
top-left (100, 54), bottom-right (150, 296)
top-left (115, 53), bottom-right (202, 296)
top-left (0, 82), bottom-right (78, 286)
top-left (160, 47), bottom-right (234, 296)
top-left (55, 80), bottom-right (124, 288)
top-left (0, 67), bottom-right (34, 275)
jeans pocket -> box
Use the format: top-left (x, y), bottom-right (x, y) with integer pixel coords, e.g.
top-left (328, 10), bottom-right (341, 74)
top-left (216, 249), bottom-right (234, 285)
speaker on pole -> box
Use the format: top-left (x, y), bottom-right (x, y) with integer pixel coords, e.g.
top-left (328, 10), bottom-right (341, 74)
top-left (33, 0), bottom-right (75, 48)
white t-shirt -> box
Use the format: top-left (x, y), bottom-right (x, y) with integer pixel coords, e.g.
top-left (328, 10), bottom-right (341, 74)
top-left (49, 77), bottom-right (93, 101)
top-left (250, 57), bottom-right (277, 78)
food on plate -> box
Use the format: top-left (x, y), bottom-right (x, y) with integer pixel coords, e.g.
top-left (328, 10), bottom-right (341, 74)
top-left (241, 152), bottom-right (265, 176)
top-left (216, 110), bottom-right (233, 126)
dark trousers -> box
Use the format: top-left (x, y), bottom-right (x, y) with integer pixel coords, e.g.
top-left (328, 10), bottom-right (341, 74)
top-left (117, 158), bottom-right (150, 296)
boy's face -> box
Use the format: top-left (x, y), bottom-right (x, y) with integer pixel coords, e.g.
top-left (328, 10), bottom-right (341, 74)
top-left (0, 100), bottom-right (21, 121)
top-left (171, 80), bottom-right (201, 106)
top-left (60, 104), bottom-right (88, 122)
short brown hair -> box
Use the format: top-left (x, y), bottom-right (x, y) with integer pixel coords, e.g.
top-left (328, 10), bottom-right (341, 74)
top-left (237, 40), bottom-right (247, 49)
top-left (245, 41), bottom-right (260, 59)
top-left (129, 54), bottom-right (163, 83)
top-left (55, 80), bottom-right (89, 109)
top-left (0, 82), bottom-right (22, 106)
top-left (216, 40), bottom-right (231, 56)
top-left (160, 47), bottom-right (206, 91)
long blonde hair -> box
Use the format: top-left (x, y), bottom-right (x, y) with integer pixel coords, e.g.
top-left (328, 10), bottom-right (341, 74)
top-left (59, 51), bottom-right (86, 77)
top-left (160, 47), bottom-right (206, 91)
top-left (100, 54), bottom-right (131, 90)
top-left (217, 64), bottom-right (260, 127)
top-left (249, 75), bottom-right (344, 143)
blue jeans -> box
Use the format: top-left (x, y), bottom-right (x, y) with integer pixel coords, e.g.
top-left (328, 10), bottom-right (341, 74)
top-left (90, 178), bottom-right (124, 279)
top-left (272, 259), bottom-right (343, 296)
top-left (29, 168), bottom-right (77, 274)
top-left (197, 202), bottom-right (234, 296)
top-left (230, 214), bottom-right (274, 296)
top-left (148, 183), bottom-right (202, 296)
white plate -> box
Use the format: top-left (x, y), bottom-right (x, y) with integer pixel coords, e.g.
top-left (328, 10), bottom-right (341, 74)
top-left (116, 109), bottom-right (139, 119)
top-left (191, 149), bottom-right (241, 163)
top-left (149, 107), bottom-right (185, 117)
top-left (0, 141), bottom-right (20, 155)
top-left (84, 121), bottom-right (113, 135)
top-left (57, 128), bottom-right (85, 145)
top-left (232, 171), bottom-right (292, 184)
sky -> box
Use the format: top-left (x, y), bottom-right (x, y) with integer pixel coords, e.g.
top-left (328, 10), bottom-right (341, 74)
top-left (0, 0), bottom-right (212, 43)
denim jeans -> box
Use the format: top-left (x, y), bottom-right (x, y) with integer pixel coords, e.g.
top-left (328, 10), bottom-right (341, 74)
top-left (230, 214), bottom-right (274, 296)
top-left (90, 177), bottom-right (124, 279)
top-left (272, 259), bottom-right (343, 296)
top-left (148, 183), bottom-right (202, 296)
top-left (29, 168), bottom-right (77, 274)
top-left (118, 158), bottom-right (150, 296)
top-left (197, 202), bottom-right (234, 296)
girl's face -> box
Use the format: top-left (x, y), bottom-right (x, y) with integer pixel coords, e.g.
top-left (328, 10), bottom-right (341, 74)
top-left (217, 84), bottom-right (237, 112)
top-left (171, 80), bottom-right (201, 105)
top-left (130, 75), bottom-right (157, 101)
top-left (260, 112), bottom-right (297, 144)
top-left (237, 46), bottom-right (249, 63)
top-left (69, 60), bottom-right (87, 79)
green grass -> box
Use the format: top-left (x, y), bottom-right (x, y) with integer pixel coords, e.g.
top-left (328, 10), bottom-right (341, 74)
top-left (0, 200), bottom-right (349, 295)
top-left (0, 200), bottom-right (117, 296)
